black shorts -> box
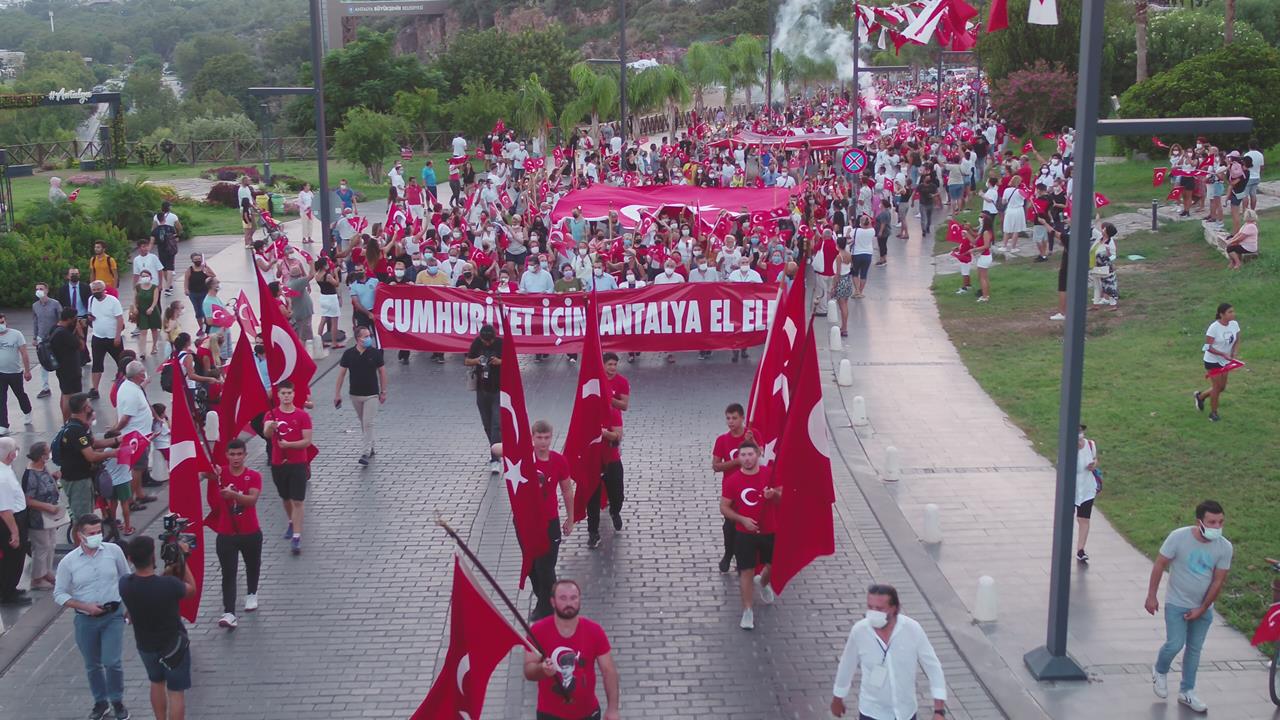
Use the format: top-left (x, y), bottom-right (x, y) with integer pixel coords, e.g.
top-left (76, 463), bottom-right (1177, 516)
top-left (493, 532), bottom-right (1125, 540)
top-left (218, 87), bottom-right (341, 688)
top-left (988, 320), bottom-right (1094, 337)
top-left (271, 464), bottom-right (309, 502)
top-left (90, 335), bottom-right (121, 373)
top-left (1057, 256), bottom-right (1069, 292)
top-left (851, 254), bottom-right (873, 279)
top-left (158, 248), bottom-right (177, 271)
top-left (1205, 361), bottom-right (1227, 373)
top-left (734, 532), bottom-right (774, 572)
top-left (56, 366), bottom-right (83, 395)
top-left (1075, 499), bottom-right (1094, 519)
top-left (1179, 175), bottom-right (1196, 190)
top-left (1226, 246), bottom-right (1255, 257)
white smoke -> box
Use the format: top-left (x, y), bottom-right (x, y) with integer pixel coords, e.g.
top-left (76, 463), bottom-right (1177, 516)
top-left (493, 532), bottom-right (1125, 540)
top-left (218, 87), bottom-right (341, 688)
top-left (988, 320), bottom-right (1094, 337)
top-left (773, 0), bottom-right (858, 82)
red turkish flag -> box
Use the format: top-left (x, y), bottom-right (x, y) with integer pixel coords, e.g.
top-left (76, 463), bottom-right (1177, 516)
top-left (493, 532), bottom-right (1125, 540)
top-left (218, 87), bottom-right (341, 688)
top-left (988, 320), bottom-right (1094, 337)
top-left (1152, 167), bottom-right (1168, 186)
top-left (256, 270), bottom-right (316, 404)
top-left (882, 177), bottom-right (894, 191)
top-left (213, 336), bottom-right (270, 463)
top-left (565, 298), bottom-right (614, 523)
top-left (115, 430), bottom-right (150, 468)
top-left (67, 188), bottom-right (80, 203)
top-left (411, 555), bottom-right (530, 720)
top-left (1093, 192), bottom-right (1110, 208)
top-left (167, 374), bottom-right (213, 623)
top-left (1152, 136), bottom-right (1169, 149)
top-left (1022, 141), bottom-right (1034, 154)
top-left (207, 303), bottom-right (235, 329)
top-left (525, 157), bottom-right (545, 171)
top-left (497, 308), bottom-right (554, 586)
top-left (1251, 602), bottom-right (1280, 646)
top-left (811, 233), bottom-right (838, 276)
top-left (946, 220), bottom-right (965, 244)
top-left (769, 317), bottom-right (836, 595)
top-left (747, 271), bottom-right (806, 468)
top-left (1042, 132), bottom-right (1057, 140)
top-left (234, 291), bottom-right (260, 337)
top-left (1167, 186), bottom-right (1183, 201)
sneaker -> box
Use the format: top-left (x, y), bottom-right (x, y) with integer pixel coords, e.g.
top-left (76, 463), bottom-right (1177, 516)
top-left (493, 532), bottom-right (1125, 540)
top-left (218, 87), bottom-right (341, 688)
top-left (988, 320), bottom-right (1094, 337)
top-left (88, 701), bottom-right (111, 720)
top-left (358, 454), bottom-right (369, 466)
top-left (611, 514), bottom-right (623, 532)
top-left (282, 523), bottom-right (293, 540)
top-left (0, 427), bottom-right (8, 437)
top-left (718, 556), bottom-right (732, 573)
top-left (130, 329), bottom-right (141, 338)
top-left (955, 287), bottom-right (969, 294)
top-left (23, 413), bottom-right (32, 425)
top-left (489, 459), bottom-right (501, 473)
top-left (1193, 391), bottom-right (1205, 412)
top-left (568, 357), bottom-right (577, 364)
top-left (587, 534), bottom-right (601, 549)
top-left (1177, 691), bottom-right (1207, 713)
top-left (754, 575), bottom-right (776, 604)
top-left (739, 608), bottom-right (755, 630)
top-left (1152, 666), bottom-right (1168, 698)
top-left (37, 387), bottom-right (51, 398)
top-left (1049, 313), bottom-right (1065, 321)
top-left (976, 296), bottom-right (989, 303)
top-left (1076, 549), bottom-right (1089, 563)
top-left (218, 612), bottom-right (238, 629)
top-left (87, 389), bottom-right (100, 400)
top-left (291, 536), bottom-right (301, 555)
top-left (111, 701), bottom-right (130, 720)
top-left (244, 593), bottom-right (258, 612)
top-left (1208, 412), bottom-right (1220, 423)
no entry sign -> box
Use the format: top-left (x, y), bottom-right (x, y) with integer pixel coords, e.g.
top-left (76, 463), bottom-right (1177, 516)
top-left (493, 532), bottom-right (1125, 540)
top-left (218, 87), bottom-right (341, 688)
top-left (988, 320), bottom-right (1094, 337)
top-left (842, 148), bottom-right (867, 174)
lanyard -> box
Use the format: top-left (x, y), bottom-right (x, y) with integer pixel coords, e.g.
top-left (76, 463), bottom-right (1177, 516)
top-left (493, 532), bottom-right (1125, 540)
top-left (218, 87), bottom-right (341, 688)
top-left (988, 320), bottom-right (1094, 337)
top-left (874, 633), bottom-right (891, 665)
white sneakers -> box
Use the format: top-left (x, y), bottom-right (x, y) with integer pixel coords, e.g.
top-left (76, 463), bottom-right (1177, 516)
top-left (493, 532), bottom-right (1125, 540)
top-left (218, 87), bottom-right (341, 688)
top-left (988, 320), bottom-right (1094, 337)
top-left (739, 608), bottom-right (754, 631)
top-left (218, 613), bottom-right (238, 630)
top-left (1177, 691), bottom-right (1207, 713)
top-left (244, 594), bottom-right (258, 612)
top-left (1049, 313), bottom-right (1065, 321)
top-left (1152, 666), bottom-right (1168, 698)
top-left (753, 575), bottom-right (776, 605)
top-left (23, 413), bottom-right (32, 426)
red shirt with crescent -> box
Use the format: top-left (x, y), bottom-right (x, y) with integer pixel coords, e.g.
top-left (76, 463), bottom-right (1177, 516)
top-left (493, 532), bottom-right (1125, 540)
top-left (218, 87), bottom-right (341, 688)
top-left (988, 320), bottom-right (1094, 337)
top-left (267, 408), bottom-right (313, 466)
top-left (530, 617), bottom-right (612, 717)
top-left (722, 466), bottom-right (775, 534)
top-left (205, 466), bottom-right (263, 535)
top-left (713, 430), bottom-right (749, 481)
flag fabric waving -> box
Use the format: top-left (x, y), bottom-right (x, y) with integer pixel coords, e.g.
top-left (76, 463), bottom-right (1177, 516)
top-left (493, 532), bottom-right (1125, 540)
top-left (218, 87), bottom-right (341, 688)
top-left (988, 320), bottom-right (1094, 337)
top-left (235, 290), bottom-right (261, 338)
top-left (168, 376), bottom-right (214, 623)
top-left (1027, 0), bottom-right (1058, 26)
top-left (411, 555), bottom-right (532, 720)
top-left (1152, 167), bottom-right (1169, 187)
top-left (498, 310), bottom-right (554, 586)
top-left (207, 303), bottom-right (235, 329)
top-left (769, 317), bottom-right (836, 595)
top-left (747, 268), bottom-right (806, 467)
top-left (256, 271), bottom-right (316, 404)
top-left (565, 297), bottom-right (614, 523)
top-left (212, 335), bottom-right (271, 463)
top-left (115, 430), bottom-right (150, 469)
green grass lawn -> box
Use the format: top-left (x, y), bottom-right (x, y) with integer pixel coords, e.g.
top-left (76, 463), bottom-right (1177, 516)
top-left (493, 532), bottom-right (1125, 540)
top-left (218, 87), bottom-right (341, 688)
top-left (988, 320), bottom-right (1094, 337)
top-left (933, 210), bottom-right (1280, 646)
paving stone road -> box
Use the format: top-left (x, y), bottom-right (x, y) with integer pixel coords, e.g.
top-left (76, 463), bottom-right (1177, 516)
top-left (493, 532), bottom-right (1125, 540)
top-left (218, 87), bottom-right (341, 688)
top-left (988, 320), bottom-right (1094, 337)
top-left (0, 346), bottom-right (1002, 720)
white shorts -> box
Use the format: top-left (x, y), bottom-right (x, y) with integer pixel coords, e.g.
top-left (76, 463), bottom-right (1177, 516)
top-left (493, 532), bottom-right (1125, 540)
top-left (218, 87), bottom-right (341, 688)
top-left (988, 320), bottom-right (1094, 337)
top-left (408, 204), bottom-right (425, 221)
top-left (318, 293), bottom-right (341, 319)
top-left (959, 262), bottom-right (971, 277)
top-left (976, 254), bottom-right (993, 269)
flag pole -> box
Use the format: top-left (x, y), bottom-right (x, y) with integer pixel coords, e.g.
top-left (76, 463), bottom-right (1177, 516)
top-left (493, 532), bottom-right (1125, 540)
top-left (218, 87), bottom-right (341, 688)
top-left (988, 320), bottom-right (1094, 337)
top-left (436, 517), bottom-right (547, 657)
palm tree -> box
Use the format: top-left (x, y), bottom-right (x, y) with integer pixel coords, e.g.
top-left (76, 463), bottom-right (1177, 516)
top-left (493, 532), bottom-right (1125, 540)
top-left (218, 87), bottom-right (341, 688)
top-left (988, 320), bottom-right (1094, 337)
top-left (512, 72), bottom-right (554, 155)
top-left (772, 50), bottom-right (797, 103)
top-left (683, 41), bottom-right (722, 113)
top-left (633, 65), bottom-right (691, 135)
top-left (794, 56), bottom-right (837, 97)
top-left (1224, 0), bottom-right (1235, 44)
top-left (729, 34), bottom-right (766, 110)
top-left (1135, 0), bottom-right (1149, 82)
top-left (560, 63), bottom-right (619, 148)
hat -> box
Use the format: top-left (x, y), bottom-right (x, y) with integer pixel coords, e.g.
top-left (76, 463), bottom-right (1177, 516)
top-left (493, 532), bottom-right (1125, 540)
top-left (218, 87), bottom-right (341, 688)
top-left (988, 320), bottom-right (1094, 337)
top-left (1227, 150), bottom-right (1241, 158)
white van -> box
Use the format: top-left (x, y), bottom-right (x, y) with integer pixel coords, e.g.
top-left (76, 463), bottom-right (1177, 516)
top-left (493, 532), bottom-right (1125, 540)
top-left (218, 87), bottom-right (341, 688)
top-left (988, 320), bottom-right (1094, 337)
top-left (880, 104), bottom-right (919, 125)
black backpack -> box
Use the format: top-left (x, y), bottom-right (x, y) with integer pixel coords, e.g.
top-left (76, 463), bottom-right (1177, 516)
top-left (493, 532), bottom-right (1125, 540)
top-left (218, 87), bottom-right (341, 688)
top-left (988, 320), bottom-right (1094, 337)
top-left (37, 332), bottom-right (60, 371)
top-left (152, 215), bottom-right (178, 253)
top-left (50, 420), bottom-right (77, 466)
top-left (159, 351), bottom-right (183, 393)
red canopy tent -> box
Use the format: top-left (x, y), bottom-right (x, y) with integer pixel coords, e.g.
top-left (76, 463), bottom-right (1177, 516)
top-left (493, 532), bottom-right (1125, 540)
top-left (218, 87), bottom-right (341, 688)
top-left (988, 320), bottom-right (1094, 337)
top-left (550, 185), bottom-right (802, 230)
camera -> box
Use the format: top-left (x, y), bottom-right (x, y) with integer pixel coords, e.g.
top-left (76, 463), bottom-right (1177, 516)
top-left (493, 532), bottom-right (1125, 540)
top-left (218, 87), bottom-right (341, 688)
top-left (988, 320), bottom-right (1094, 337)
top-left (477, 354), bottom-right (493, 381)
top-left (158, 514), bottom-right (198, 566)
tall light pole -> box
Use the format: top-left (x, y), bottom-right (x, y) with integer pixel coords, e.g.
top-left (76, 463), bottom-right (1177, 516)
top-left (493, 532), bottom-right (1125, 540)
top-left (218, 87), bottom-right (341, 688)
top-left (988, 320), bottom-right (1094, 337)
top-left (852, 0), bottom-right (860, 142)
top-left (307, 0), bottom-right (333, 252)
top-left (618, 0), bottom-right (628, 145)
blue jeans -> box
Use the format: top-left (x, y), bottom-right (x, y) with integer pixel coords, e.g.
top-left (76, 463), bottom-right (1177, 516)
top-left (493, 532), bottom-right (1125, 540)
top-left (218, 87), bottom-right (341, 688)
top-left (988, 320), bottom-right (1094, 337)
top-left (188, 292), bottom-right (207, 322)
top-left (1155, 603), bottom-right (1213, 693)
top-left (74, 607), bottom-right (125, 703)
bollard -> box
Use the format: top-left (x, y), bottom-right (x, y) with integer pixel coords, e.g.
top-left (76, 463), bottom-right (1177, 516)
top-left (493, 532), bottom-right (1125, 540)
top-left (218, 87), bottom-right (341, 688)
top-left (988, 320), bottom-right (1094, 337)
top-left (885, 445), bottom-right (900, 476)
top-left (921, 503), bottom-right (942, 543)
top-left (974, 575), bottom-right (998, 622)
top-left (308, 338), bottom-right (326, 360)
top-left (1151, 199), bottom-right (1158, 231)
top-left (204, 411), bottom-right (220, 447)
top-left (837, 358), bottom-right (853, 386)
top-left (829, 324), bottom-right (843, 351)
top-left (851, 395), bottom-right (869, 426)
top-left (827, 300), bottom-right (839, 324)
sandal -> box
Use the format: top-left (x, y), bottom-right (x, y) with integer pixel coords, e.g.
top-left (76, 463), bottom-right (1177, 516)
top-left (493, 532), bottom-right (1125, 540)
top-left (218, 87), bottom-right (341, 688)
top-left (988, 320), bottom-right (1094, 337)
top-left (122, 526), bottom-right (136, 536)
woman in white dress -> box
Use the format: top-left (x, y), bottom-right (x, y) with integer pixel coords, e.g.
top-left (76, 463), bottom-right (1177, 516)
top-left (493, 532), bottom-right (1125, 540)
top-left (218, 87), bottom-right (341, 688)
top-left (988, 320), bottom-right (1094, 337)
top-left (297, 184), bottom-right (315, 244)
top-left (1000, 175), bottom-right (1028, 254)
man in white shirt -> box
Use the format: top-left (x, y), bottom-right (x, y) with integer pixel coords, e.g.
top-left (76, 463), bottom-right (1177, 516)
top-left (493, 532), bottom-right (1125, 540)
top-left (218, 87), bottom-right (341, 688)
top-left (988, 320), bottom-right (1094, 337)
top-left (1244, 139), bottom-right (1265, 210)
top-left (0, 437), bottom-right (29, 605)
top-left (388, 162), bottom-right (406, 199)
top-left (775, 168), bottom-right (796, 189)
top-left (0, 314), bottom-right (33, 434)
top-left (451, 133), bottom-right (467, 158)
top-left (111, 361), bottom-right (156, 505)
top-left (86, 281), bottom-right (125, 401)
top-left (518, 258), bottom-right (555, 294)
top-left (131, 240), bottom-right (165, 295)
top-left (688, 257), bottom-right (720, 283)
top-left (726, 258), bottom-right (763, 284)
top-left (832, 584), bottom-right (947, 720)
top-left (236, 176), bottom-right (254, 210)
top-left (511, 142), bottom-right (529, 180)
top-left (653, 261), bottom-right (685, 285)
top-left (440, 246), bottom-right (467, 286)
top-left (584, 261), bottom-right (618, 291)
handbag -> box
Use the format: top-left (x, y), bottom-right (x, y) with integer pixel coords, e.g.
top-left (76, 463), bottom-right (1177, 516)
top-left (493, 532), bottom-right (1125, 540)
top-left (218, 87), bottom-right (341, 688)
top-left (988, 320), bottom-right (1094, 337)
top-left (158, 633), bottom-right (190, 671)
top-left (93, 464), bottom-right (114, 501)
top-left (1088, 265), bottom-right (1111, 278)
top-left (42, 503), bottom-right (70, 530)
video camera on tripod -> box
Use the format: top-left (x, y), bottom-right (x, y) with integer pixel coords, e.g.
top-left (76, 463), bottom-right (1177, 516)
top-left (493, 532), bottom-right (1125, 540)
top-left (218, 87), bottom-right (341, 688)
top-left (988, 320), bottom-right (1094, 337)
top-left (158, 513), bottom-right (198, 567)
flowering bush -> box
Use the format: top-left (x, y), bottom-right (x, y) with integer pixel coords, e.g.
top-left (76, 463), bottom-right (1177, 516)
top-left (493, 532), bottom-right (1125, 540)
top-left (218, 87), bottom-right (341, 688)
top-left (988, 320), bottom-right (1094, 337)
top-left (65, 174), bottom-right (102, 187)
top-left (205, 182), bottom-right (243, 208)
top-left (989, 60), bottom-right (1077, 137)
top-left (200, 165), bottom-right (260, 183)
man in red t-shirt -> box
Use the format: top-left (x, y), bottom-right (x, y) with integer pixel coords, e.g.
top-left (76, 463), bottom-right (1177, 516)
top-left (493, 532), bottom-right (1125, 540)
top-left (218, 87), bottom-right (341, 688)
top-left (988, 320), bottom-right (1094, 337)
top-left (585, 406), bottom-right (624, 550)
top-left (712, 403), bottom-right (753, 573)
top-left (263, 380), bottom-right (314, 555)
top-left (524, 580), bottom-right (621, 720)
top-left (602, 353), bottom-right (629, 412)
top-left (530, 420), bottom-right (575, 621)
top-left (205, 438), bottom-right (263, 630)
top-left (720, 441), bottom-right (781, 631)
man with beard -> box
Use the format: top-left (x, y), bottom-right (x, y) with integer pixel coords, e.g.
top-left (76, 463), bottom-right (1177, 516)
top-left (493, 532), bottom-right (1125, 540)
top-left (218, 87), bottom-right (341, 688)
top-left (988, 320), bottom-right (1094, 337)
top-left (524, 580), bottom-right (621, 720)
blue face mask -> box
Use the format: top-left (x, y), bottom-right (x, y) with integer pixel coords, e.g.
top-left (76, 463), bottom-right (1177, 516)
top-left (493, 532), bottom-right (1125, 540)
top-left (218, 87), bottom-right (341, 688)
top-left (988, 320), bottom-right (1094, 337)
top-left (362, 337), bottom-right (374, 349)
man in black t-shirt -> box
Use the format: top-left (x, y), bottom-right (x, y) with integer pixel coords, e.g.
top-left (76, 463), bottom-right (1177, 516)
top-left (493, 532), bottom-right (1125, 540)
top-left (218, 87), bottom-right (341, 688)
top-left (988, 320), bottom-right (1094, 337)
top-left (464, 324), bottom-right (502, 472)
top-left (119, 536), bottom-right (195, 720)
top-left (58, 393), bottom-right (121, 525)
top-left (48, 307), bottom-right (83, 420)
top-left (334, 325), bottom-right (387, 466)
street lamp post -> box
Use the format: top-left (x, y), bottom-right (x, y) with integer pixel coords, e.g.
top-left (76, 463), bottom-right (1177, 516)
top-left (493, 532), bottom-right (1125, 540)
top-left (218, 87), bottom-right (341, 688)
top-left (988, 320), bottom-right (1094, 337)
top-left (618, 0), bottom-right (627, 146)
top-left (259, 102), bottom-right (272, 186)
top-left (1023, 0), bottom-right (1252, 681)
top-left (308, 0), bottom-right (334, 252)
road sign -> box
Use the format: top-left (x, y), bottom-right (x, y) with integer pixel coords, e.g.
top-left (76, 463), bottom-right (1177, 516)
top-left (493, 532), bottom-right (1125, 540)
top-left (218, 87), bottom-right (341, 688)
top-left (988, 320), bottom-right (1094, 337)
top-left (842, 148), bottom-right (867, 175)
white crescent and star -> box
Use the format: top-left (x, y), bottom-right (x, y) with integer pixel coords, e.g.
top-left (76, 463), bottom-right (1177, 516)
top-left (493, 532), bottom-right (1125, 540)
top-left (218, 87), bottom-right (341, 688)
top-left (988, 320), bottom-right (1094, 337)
top-left (580, 379), bottom-right (600, 399)
top-left (169, 440), bottom-right (195, 471)
top-left (269, 325), bottom-right (297, 383)
top-left (503, 457), bottom-right (528, 494)
top-left (499, 392), bottom-right (520, 445)
top-left (807, 399), bottom-right (831, 460)
top-left (740, 487), bottom-right (762, 507)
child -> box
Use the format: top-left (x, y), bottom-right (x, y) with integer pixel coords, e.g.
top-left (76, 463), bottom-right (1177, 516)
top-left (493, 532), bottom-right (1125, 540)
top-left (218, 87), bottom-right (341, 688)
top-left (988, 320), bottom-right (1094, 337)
top-left (151, 402), bottom-right (172, 479)
top-left (162, 300), bottom-right (184, 358)
top-left (101, 430), bottom-right (135, 535)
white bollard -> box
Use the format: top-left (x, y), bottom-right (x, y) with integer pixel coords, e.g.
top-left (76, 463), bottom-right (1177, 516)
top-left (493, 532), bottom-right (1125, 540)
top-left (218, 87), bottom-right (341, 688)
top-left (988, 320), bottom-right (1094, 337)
top-left (851, 395), bottom-right (869, 426)
top-left (921, 503), bottom-right (942, 543)
top-left (829, 324), bottom-right (843, 351)
top-left (308, 338), bottom-right (326, 360)
top-left (204, 411), bottom-right (220, 446)
top-left (974, 575), bottom-right (998, 622)
top-left (885, 445), bottom-right (900, 476)
top-left (837, 358), bottom-right (853, 386)
top-left (827, 300), bottom-right (839, 324)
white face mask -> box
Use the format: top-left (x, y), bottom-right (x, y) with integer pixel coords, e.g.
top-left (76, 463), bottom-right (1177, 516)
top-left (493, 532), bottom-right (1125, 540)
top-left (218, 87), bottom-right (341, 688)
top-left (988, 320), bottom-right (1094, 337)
top-left (85, 533), bottom-right (104, 550)
top-left (865, 610), bottom-right (889, 629)
top-left (1199, 522), bottom-right (1223, 541)
top-left (698, 262), bottom-right (707, 271)
top-left (140, 277), bottom-right (153, 288)
top-left (35, 289), bottom-right (46, 299)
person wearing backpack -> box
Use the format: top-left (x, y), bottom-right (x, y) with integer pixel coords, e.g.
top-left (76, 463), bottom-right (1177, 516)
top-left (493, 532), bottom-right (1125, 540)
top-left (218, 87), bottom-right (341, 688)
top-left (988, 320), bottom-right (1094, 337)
top-left (54, 393), bottom-right (122, 526)
top-left (150, 201), bottom-right (183, 297)
top-left (48, 307), bottom-right (83, 420)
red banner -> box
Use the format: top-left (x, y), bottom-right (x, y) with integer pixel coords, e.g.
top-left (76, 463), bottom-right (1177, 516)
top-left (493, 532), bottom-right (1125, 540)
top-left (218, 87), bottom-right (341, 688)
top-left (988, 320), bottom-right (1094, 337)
top-left (373, 283), bottom-right (779, 354)
top-left (550, 185), bottom-right (800, 229)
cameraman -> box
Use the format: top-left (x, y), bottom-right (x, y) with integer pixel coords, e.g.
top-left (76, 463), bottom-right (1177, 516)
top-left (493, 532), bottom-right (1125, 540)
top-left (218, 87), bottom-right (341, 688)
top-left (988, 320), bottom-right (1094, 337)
top-left (206, 438), bottom-right (262, 629)
top-left (119, 535), bottom-right (195, 720)
top-left (465, 324), bottom-right (502, 472)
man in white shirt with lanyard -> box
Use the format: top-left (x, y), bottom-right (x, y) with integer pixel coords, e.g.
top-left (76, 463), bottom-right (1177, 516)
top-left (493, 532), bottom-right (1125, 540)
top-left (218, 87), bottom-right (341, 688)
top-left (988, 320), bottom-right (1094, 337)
top-left (831, 584), bottom-right (948, 720)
